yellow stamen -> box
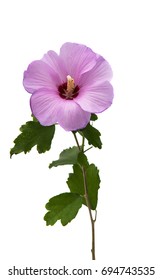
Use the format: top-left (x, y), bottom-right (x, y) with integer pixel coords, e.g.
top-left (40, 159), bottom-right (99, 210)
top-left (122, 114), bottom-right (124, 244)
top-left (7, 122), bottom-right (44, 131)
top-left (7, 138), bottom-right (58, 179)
top-left (67, 75), bottom-right (75, 94)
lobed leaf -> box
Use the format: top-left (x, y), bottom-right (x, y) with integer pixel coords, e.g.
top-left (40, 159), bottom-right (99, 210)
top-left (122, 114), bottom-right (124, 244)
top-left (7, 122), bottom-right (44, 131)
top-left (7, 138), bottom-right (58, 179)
top-left (86, 164), bottom-right (100, 210)
top-left (67, 153), bottom-right (100, 210)
top-left (67, 164), bottom-right (85, 196)
top-left (49, 146), bottom-right (79, 168)
top-left (77, 152), bottom-right (89, 169)
top-left (44, 193), bottom-right (82, 226)
top-left (79, 123), bottom-right (102, 149)
top-left (10, 121), bottom-right (55, 157)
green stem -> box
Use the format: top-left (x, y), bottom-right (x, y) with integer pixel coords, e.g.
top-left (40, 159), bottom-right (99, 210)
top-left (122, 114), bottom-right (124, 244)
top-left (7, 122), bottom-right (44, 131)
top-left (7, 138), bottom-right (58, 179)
top-left (82, 166), bottom-right (96, 260)
top-left (73, 132), bottom-right (96, 260)
top-left (72, 132), bottom-right (81, 151)
top-left (84, 146), bottom-right (93, 153)
top-left (82, 135), bottom-right (85, 152)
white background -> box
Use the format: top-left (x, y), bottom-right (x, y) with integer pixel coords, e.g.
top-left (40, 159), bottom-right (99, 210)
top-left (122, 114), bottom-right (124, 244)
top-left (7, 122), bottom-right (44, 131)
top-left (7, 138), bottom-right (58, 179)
top-left (0, 0), bottom-right (163, 279)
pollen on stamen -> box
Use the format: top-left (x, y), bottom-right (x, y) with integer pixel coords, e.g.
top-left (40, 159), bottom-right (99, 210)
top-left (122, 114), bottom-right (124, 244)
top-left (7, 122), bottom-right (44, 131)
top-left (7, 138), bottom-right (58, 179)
top-left (67, 75), bottom-right (75, 94)
top-left (58, 76), bottom-right (79, 100)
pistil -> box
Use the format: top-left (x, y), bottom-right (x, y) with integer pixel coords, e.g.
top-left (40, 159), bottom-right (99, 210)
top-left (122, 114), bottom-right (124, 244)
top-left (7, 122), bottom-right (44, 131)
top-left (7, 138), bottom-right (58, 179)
top-left (58, 75), bottom-right (79, 100)
top-left (66, 75), bottom-right (75, 96)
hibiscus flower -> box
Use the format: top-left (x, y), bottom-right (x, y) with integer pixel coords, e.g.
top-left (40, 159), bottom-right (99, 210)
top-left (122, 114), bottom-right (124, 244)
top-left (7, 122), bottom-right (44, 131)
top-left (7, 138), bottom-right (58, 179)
top-left (23, 42), bottom-right (114, 131)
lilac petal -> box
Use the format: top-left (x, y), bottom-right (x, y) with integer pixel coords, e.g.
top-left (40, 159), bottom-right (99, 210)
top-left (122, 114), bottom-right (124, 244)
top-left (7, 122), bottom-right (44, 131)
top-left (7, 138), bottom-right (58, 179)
top-left (75, 81), bottom-right (114, 113)
top-left (42, 50), bottom-right (68, 82)
top-left (23, 60), bottom-right (61, 94)
top-left (57, 100), bottom-right (91, 131)
top-left (79, 56), bottom-right (113, 87)
top-left (30, 89), bottom-right (91, 131)
top-left (30, 89), bottom-right (60, 125)
top-left (60, 42), bottom-right (97, 84)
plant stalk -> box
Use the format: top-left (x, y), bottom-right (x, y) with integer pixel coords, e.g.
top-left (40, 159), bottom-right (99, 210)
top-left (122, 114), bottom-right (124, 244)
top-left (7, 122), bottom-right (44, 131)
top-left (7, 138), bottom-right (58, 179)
top-left (82, 166), bottom-right (96, 260)
top-left (73, 132), bottom-right (96, 260)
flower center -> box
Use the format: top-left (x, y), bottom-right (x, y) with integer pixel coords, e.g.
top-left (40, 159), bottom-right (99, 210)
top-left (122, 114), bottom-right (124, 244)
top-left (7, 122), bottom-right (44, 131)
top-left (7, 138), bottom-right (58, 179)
top-left (58, 75), bottom-right (79, 100)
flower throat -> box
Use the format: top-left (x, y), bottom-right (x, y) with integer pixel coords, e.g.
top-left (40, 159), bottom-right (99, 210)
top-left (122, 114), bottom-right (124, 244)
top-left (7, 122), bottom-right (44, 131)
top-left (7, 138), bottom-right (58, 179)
top-left (58, 75), bottom-right (79, 100)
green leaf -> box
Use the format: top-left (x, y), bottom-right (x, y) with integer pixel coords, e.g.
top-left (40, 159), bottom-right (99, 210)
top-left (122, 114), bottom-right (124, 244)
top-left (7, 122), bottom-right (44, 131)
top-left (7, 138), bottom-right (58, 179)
top-left (90, 113), bottom-right (98, 121)
top-left (79, 123), bottom-right (102, 149)
top-left (67, 154), bottom-right (100, 210)
top-left (77, 152), bottom-right (89, 169)
top-left (86, 164), bottom-right (100, 210)
top-left (10, 121), bottom-right (55, 157)
top-left (44, 193), bottom-right (82, 226)
top-left (67, 164), bottom-right (85, 196)
top-left (49, 146), bottom-right (79, 168)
